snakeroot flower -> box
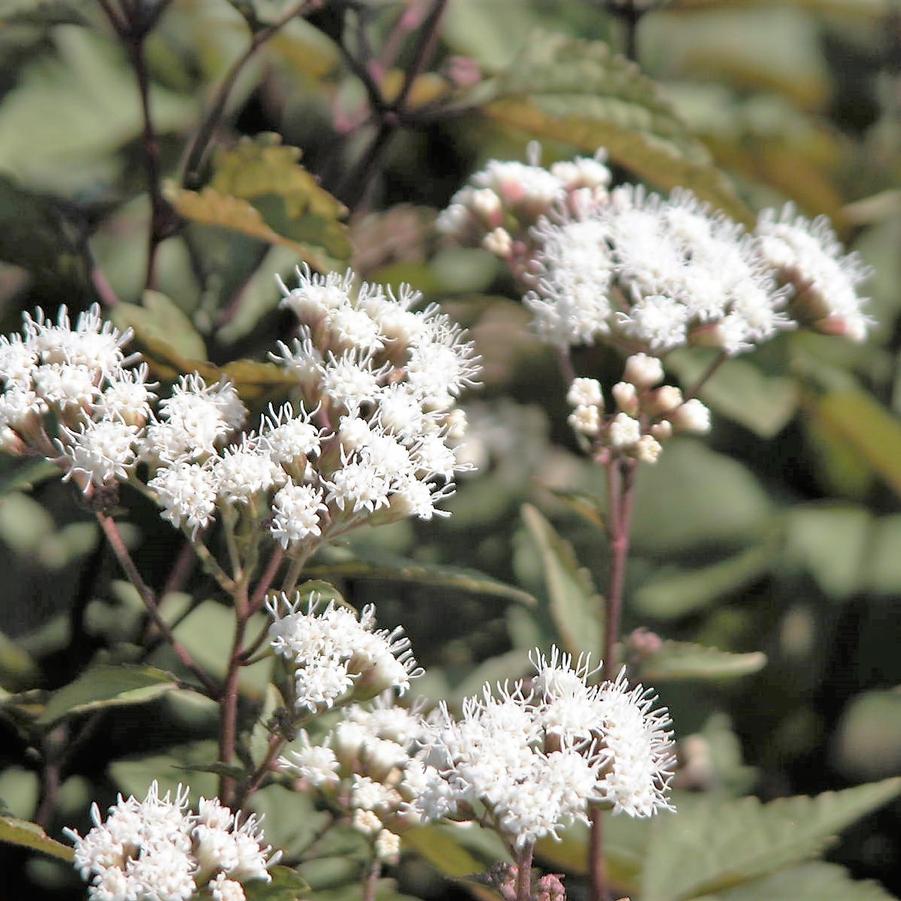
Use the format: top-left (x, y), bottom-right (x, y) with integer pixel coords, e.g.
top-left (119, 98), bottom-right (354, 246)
top-left (756, 204), bottom-right (872, 341)
top-left (267, 592), bottom-right (422, 713)
top-left (64, 781), bottom-right (277, 901)
top-left (412, 647), bottom-right (674, 849)
top-left (59, 419), bottom-right (140, 491)
top-left (270, 481), bottom-right (327, 547)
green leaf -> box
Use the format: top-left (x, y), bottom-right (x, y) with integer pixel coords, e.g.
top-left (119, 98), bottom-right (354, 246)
top-left (702, 861), bottom-right (896, 901)
top-left (669, 0), bottom-right (889, 19)
top-left (636, 641), bottom-right (766, 683)
top-left (811, 390), bottom-right (901, 498)
top-left (520, 503), bottom-right (603, 658)
top-left (666, 352), bottom-right (798, 438)
top-left (640, 778), bottom-right (901, 901)
top-left (0, 27), bottom-right (194, 193)
top-left (0, 629), bottom-right (38, 690)
top-left (168, 133), bottom-right (350, 270)
top-left (0, 459), bottom-right (60, 496)
top-left (832, 690), bottom-right (901, 783)
top-left (113, 291), bottom-right (207, 362)
top-left (535, 819), bottom-right (650, 894)
top-left (37, 663), bottom-right (180, 726)
top-left (242, 866), bottom-right (310, 901)
top-left (402, 826), bottom-right (486, 878)
top-left (305, 551), bottom-right (536, 608)
top-left (0, 0), bottom-right (86, 25)
top-left (110, 740), bottom-right (219, 799)
top-left (635, 544), bottom-right (773, 620)
top-left (481, 32), bottom-right (751, 222)
top-left (783, 504), bottom-right (871, 600)
top-left (0, 815), bottom-right (74, 862)
top-left (632, 440), bottom-right (772, 553)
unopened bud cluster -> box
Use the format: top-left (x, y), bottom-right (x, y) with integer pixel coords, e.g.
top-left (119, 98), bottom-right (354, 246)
top-left (64, 782), bottom-right (278, 901)
top-left (281, 696), bottom-right (430, 862)
top-left (436, 149), bottom-right (611, 279)
top-left (565, 355), bottom-right (710, 464)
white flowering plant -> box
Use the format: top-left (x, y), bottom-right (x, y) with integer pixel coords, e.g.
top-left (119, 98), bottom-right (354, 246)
top-left (1, 3), bottom-right (899, 901)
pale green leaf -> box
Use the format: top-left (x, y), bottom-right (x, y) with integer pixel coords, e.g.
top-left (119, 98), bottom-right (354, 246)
top-left (666, 352), bottom-right (798, 438)
top-left (636, 641), bottom-right (766, 683)
top-left (520, 503), bottom-right (603, 658)
top-left (631, 440), bottom-right (772, 553)
top-left (37, 663), bottom-right (180, 726)
top-left (812, 390), bottom-right (901, 498)
top-left (0, 0), bottom-right (86, 25)
top-left (832, 690), bottom-right (901, 783)
top-left (0, 629), bottom-right (38, 689)
top-left (402, 826), bottom-right (486, 878)
top-left (110, 740), bottom-right (219, 799)
top-left (482, 32), bottom-right (751, 222)
top-left (0, 815), bottom-right (74, 861)
top-left (783, 504), bottom-right (871, 600)
top-left (640, 779), bottom-right (901, 901)
top-left (168, 133), bottom-right (350, 269)
top-left (0, 27), bottom-right (194, 192)
top-left (243, 866), bottom-right (309, 901)
top-left (305, 551), bottom-right (536, 608)
top-left (635, 544), bottom-right (773, 620)
top-left (113, 291), bottom-right (207, 362)
top-left (700, 861), bottom-right (896, 901)
top-left (669, 0), bottom-right (889, 18)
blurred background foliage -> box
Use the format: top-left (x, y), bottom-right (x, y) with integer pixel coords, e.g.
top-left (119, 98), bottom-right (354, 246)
top-left (0, 0), bottom-right (899, 899)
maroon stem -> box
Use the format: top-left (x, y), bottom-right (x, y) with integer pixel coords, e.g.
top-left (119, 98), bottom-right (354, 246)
top-left (219, 582), bottom-right (249, 806)
top-left (248, 546), bottom-right (285, 614)
top-left (96, 512), bottom-right (218, 696)
top-left (362, 858), bottom-right (382, 901)
top-left (590, 455), bottom-right (638, 901)
top-left (181, 0), bottom-right (322, 188)
top-left (515, 843), bottom-right (534, 901)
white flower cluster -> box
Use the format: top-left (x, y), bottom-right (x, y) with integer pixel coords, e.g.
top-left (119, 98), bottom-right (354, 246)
top-left (565, 355), bottom-right (710, 463)
top-left (411, 647), bottom-right (675, 849)
top-left (439, 153), bottom-right (871, 356)
top-left (269, 265), bottom-right (479, 528)
top-left (436, 152), bottom-right (611, 263)
top-left (527, 186), bottom-right (792, 355)
top-left (0, 267), bottom-right (480, 544)
top-left (64, 781), bottom-right (279, 901)
top-left (267, 592), bottom-right (423, 714)
top-left (0, 304), bottom-right (154, 490)
top-left (756, 204), bottom-right (872, 342)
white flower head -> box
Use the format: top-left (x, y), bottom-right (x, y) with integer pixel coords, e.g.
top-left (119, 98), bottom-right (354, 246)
top-left (60, 419), bottom-right (140, 491)
top-left (149, 460), bottom-right (218, 536)
top-left (215, 437), bottom-right (285, 504)
top-left (756, 204), bottom-right (872, 341)
top-left (270, 480), bottom-right (327, 548)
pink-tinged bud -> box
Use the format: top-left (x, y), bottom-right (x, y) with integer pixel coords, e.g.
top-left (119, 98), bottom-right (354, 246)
top-left (568, 404), bottom-right (600, 437)
top-left (646, 385), bottom-right (683, 416)
top-left (536, 873), bottom-right (567, 901)
top-left (445, 55), bottom-right (482, 89)
top-left (627, 627), bottom-right (663, 659)
top-left (650, 420), bottom-right (672, 441)
top-left (612, 381), bottom-right (639, 416)
top-left (471, 189), bottom-right (503, 228)
top-left (623, 353), bottom-right (664, 389)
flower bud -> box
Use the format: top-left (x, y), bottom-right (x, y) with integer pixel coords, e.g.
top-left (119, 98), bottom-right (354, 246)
top-left (634, 434), bottom-right (662, 464)
top-left (333, 721), bottom-right (368, 768)
top-left (608, 412), bottom-right (640, 449)
top-left (566, 377), bottom-right (603, 409)
top-left (471, 188), bottom-right (503, 227)
top-left (672, 398), bottom-right (711, 433)
top-left (375, 829), bottom-right (401, 863)
top-left (568, 404), bottom-right (600, 437)
top-left (623, 353), bottom-right (664, 389)
top-left (650, 420), bottom-right (672, 441)
top-left (482, 227), bottom-right (513, 258)
top-left (612, 381), bottom-right (639, 416)
top-left (646, 385), bottom-right (683, 416)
